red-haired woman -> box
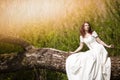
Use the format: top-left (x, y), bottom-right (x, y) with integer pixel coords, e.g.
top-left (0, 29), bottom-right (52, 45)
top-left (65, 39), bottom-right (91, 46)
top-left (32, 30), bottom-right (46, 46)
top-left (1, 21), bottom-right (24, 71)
top-left (65, 22), bottom-right (114, 80)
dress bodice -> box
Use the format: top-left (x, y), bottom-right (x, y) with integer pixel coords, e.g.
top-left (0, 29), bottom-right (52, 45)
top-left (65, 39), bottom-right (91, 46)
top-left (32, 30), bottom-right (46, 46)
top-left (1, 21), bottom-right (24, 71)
top-left (80, 31), bottom-right (102, 50)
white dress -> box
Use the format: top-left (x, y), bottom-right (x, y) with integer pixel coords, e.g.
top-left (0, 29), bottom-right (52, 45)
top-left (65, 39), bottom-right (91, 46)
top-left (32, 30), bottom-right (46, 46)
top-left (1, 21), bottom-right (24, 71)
top-left (65, 31), bottom-right (111, 80)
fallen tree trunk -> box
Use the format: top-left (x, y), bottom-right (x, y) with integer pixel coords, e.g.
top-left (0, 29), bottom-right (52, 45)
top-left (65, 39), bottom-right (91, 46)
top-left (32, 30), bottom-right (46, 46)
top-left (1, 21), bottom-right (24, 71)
top-left (0, 35), bottom-right (120, 80)
top-left (0, 48), bottom-right (69, 73)
top-left (0, 48), bottom-right (120, 80)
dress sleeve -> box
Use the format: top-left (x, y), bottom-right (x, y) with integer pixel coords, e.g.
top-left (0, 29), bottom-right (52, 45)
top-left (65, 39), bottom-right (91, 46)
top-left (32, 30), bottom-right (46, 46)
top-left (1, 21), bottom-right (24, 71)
top-left (80, 36), bottom-right (84, 42)
top-left (92, 31), bottom-right (98, 38)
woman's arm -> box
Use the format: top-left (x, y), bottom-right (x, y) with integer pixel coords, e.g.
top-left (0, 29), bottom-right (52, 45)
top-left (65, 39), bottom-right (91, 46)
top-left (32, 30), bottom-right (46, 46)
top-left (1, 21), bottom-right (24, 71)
top-left (96, 37), bottom-right (114, 48)
top-left (70, 42), bottom-right (84, 53)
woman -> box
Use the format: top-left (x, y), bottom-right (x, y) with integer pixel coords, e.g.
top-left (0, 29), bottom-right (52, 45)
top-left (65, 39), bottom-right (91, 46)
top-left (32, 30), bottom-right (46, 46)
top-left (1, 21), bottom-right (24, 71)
top-left (65, 22), bottom-right (114, 80)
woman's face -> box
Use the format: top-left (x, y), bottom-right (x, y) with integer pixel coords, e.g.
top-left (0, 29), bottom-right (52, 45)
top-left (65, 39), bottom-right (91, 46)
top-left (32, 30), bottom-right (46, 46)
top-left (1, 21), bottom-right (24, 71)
top-left (84, 23), bottom-right (90, 31)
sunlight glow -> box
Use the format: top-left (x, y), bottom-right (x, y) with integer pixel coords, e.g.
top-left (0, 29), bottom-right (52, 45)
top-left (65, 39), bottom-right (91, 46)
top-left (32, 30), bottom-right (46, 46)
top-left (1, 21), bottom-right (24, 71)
top-left (2, 0), bottom-right (76, 25)
top-left (0, 0), bottom-right (107, 33)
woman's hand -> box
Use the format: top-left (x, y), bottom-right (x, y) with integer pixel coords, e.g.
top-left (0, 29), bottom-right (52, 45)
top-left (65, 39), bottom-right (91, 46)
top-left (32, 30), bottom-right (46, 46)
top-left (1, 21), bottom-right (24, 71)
top-left (107, 44), bottom-right (114, 48)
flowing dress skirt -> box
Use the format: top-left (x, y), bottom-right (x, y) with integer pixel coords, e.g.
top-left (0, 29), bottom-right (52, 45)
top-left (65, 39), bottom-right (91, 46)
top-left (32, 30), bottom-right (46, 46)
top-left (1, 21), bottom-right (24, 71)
top-left (65, 45), bottom-right (111, 80)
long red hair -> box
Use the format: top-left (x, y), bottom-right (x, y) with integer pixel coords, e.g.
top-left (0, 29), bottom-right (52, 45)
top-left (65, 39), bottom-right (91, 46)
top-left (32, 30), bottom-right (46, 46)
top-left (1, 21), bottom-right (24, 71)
top-left (80, 22), bottom-right (93, 38)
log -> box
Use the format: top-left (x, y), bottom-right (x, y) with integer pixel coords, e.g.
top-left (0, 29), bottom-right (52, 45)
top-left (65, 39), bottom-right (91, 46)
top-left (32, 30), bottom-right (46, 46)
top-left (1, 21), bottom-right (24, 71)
top-left (0, 35), bottom-right (120, 80)
top-left (0, 48), bottom-right (120, 80)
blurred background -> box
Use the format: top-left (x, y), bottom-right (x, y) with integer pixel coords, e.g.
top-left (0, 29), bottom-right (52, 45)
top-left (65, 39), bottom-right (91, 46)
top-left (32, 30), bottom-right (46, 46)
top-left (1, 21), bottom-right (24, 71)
top-left (0, 0), bottom-right (120, 80)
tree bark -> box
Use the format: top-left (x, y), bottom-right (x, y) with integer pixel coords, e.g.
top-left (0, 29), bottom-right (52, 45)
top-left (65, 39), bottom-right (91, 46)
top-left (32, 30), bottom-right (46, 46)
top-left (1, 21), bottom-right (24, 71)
top-left (0, 35), bottom-right (120, 80)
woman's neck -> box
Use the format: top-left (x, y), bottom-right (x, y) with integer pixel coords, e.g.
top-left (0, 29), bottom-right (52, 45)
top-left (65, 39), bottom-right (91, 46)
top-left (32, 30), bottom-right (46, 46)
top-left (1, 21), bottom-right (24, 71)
top-left (85, 30), bottom-right (88, 34)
